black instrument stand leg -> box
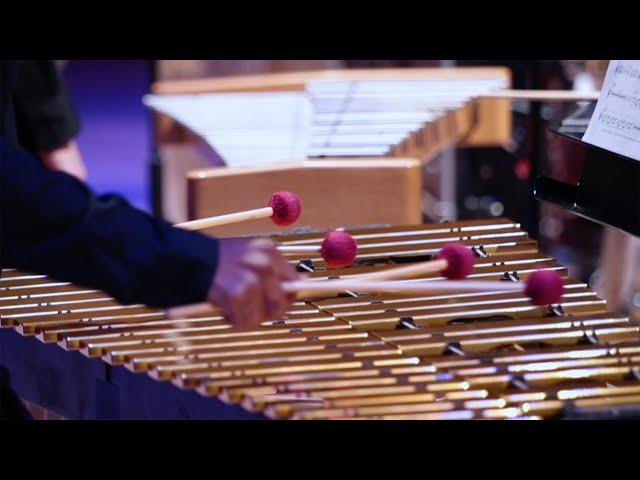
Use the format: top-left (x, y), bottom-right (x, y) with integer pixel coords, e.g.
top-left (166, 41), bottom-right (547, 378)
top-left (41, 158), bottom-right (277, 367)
top-left (528, 62), bottom-right (543, 240)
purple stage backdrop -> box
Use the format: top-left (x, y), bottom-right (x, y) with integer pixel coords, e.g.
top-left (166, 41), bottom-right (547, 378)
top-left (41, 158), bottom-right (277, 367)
top-left (63, 60), bottom-right (152, 212)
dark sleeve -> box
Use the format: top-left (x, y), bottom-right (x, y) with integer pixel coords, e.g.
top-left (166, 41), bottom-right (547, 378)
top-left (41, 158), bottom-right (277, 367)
top-left (12, 61), bottom-right (80, 152)
top-left (0, 139), bottom-right (219, 308)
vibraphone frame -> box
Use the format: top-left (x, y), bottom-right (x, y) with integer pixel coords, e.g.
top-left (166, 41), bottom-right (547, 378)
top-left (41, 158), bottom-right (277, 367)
top-left (2, 218), bottom-right (638, 420)
top-left (147, 67), bottom-right (512, 226)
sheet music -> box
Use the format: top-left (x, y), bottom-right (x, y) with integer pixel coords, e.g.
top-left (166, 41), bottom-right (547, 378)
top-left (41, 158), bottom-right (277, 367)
top-left (582, 60), bottom-right (640, 161)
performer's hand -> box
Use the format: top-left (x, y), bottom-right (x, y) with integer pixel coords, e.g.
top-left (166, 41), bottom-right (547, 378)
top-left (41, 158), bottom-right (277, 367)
top-left (207, 238), bottom-right (299, 330)
top-left (38, 140), bottom-right (87, 181)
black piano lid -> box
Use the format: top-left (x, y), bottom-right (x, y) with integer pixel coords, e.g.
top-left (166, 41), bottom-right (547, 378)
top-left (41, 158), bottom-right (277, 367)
top-left (534, 102), bottom-right (640, 238)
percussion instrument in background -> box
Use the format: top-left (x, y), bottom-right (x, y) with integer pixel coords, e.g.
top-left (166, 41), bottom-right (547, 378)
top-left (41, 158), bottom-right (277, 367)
top-left (146, 67), bottom-right (513, 225)
top-left (2, 218), bottom-right (638, 420)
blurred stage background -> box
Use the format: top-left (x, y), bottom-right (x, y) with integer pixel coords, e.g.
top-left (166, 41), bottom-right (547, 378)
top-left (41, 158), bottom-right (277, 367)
top-left (60, 59), bottom-right (640, 318)
top-left (63, 60), bottom-right (152, 212)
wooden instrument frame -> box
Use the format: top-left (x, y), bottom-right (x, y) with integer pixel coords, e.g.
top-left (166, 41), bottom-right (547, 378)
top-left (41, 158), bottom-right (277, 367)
top-left (186, 159), bottom-right (423, 237)
top-left (150, 67), bottom-right (512, 224)
top-left (152, 66), bottom-right (513, 150)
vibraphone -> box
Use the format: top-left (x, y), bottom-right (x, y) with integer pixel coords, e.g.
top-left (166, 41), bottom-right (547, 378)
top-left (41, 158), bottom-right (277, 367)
top-left (147, 67), bottom-right (512, 163)
top-left (2, 218), bottom-right (639, 419)
top-left (145, 67), bottom-right (512, 226)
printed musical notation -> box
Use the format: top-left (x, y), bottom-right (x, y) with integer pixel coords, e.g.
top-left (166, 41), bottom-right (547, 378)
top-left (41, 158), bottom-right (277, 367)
top-left (608, 89), bottom-right (640, 109)
top-left (614, 63), bottom-right (640, 80)
top-left (597, 111), bottom-right (640, 133)
top-left (583, 60), bottom-right (640, 161)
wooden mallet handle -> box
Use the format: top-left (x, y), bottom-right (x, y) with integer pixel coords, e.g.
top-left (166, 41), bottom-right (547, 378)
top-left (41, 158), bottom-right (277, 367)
top-left (480, 89), bottom-right (599, 102)
top-left (276, 244), bottom-right (320, 253)
top-left (167, 260), bottom-right (446, 318)
top-left (166, 302), bottom-right (221, 319)
top-left (166, 277), bottom-right (522, 319)
top-left (175, 207), bottom-right (273, 231)
top-left (175, 191), bottom-right (302, 232)
top-left (354, 259), bottom-right (448, 281)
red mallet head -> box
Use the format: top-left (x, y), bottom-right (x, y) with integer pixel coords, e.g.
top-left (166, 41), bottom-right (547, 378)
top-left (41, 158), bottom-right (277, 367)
top-left (436, 243), bottom-right (475, 280)
top-left (269, 191), bottom-right (302, 227)
top-left (320, 231), bottom-right (358, 269)
top-left (525, 269), bottom-right (564, 306)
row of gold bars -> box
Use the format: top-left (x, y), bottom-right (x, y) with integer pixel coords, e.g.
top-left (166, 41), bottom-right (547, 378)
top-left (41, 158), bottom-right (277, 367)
top-left (1, 218), bottom-right (639, 419)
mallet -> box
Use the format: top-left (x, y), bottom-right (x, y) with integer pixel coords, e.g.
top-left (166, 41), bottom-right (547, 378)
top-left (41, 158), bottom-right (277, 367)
top-left (175, 191), bottom-right (302, 231)
top-left (278, 230), bottom-right (358, 269)
top-left (167, 267), bottom-right (563, 319)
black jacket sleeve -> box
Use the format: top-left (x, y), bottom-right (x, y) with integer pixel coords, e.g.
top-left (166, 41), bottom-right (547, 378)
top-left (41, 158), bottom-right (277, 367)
top-left (12, 61), bottom-right (80, 152)
top-left (0, 138), bottom-right (219, 308)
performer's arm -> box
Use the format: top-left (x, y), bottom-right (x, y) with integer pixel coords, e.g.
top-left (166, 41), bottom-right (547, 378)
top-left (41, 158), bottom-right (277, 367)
top-left (0, 139), bottom-right (296, 326)
top-left (1, 137), bottom-right (218, 308)
top-left (12, 61), bottom-right (86, 180)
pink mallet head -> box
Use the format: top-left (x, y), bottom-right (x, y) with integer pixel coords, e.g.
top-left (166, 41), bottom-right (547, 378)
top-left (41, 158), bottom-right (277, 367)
top-left (269, 191), bottom-right (302, 227)
top-left (436, 243), bottom-right (475, 280)
top-left (525, 269), bottom-right (564, 306)
top-left (320, 231), bottom-right (358, 269)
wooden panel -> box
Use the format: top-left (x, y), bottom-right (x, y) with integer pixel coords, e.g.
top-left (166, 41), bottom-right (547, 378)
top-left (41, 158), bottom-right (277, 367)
top-left (155, 60), bottom-right (345, 82)
top-left (22, 400), bottom-right (65, 420)
top-left (152, 67), bottom-right (511, 95)
top-left (187, 159), bottom-right (423, 237)
top-left (160, 143), bottom-right (223, 223)
top-left (459, 97), bottom-right (512, 147)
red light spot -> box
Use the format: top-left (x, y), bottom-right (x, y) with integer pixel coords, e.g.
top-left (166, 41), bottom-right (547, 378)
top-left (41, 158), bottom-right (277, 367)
top-left (515, 158), bottom-right (531, 180)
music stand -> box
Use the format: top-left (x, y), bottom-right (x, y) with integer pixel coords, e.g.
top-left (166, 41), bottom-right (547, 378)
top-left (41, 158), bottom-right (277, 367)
top-left (534, 105), bottom-right (640, 237)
